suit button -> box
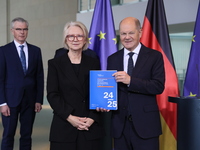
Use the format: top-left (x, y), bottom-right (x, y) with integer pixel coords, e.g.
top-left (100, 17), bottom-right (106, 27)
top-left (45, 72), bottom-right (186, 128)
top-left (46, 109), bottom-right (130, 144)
top-left (128, 115), bottom-right (132, 121)
top-left (82, 100), bottom-right (85, 103)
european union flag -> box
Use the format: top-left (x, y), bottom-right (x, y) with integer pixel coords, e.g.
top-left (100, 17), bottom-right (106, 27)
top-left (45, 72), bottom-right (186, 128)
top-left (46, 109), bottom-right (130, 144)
top-left (89, 1), bottom-right (117, 150)
top-left (89, 0), bottom-right (117, 70)
top-left (183, 2), bottom-right (200, 97)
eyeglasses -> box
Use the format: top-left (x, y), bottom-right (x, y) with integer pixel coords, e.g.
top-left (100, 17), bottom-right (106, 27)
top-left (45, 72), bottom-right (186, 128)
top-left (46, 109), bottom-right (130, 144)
top-left (14, 28), bottom-right (28, 32)
top-left (66, 34), bottom-right (85, 41)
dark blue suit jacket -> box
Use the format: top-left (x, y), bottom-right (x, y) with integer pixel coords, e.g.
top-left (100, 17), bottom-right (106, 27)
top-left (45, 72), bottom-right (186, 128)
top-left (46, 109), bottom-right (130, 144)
top-left (0, 41), bottom-right (44, 107)
top-left (107, 44), bottom-right (165, 139)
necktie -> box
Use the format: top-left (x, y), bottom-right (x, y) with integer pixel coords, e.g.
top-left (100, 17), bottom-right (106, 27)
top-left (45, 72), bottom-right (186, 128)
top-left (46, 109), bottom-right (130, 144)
top-left (127, 52), bottom-right (134, 116)
top-left (19, 45), bottom-right (26, 74)
top-left (127, 52), bottom-right (134, 76)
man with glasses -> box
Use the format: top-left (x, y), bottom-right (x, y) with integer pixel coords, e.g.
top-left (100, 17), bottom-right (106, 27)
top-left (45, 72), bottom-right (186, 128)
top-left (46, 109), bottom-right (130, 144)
top-left (0, 17), bottom-right (44, 150)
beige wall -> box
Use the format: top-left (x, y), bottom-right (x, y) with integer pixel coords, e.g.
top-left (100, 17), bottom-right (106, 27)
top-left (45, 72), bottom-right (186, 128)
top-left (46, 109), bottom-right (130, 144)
top-left (0, 0), bottom-right (78, 98)
top-left (0, 1), bottom-right (8, 45)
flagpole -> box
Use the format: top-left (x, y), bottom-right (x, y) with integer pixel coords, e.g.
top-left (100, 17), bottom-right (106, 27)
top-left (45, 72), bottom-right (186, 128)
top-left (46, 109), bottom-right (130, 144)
top-left (88, 0), bottom-right (118, 149)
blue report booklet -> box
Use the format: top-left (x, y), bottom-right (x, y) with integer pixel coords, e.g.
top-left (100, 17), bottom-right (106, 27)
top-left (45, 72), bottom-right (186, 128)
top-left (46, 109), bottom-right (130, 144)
top-left (89, 70), bottom-right (118, 110)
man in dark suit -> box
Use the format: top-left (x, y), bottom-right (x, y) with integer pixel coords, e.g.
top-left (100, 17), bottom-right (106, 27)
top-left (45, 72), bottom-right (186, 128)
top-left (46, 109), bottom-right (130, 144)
top-left (106, 17), bottom-right (165, 150)
top-left (54, 47), bottom-right (98, 59)
top-left (0, 17), bottom-right (44, 150)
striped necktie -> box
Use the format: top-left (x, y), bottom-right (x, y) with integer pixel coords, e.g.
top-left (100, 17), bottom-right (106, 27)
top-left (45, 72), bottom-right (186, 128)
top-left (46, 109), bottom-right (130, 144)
top-left (19, 45), bottom-right (26, 74)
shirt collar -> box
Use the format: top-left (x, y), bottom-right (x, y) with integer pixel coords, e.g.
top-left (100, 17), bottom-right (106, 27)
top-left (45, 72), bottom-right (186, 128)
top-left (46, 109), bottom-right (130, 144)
top-left (14, 40), bottom-right (27, 48)
top-left (124, 43), bottom-right (141, 56)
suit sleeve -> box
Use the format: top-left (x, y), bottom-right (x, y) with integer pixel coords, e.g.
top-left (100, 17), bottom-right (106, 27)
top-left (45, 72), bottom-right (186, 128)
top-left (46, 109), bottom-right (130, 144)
top-left (36, 48), bottom-right (44, 104)
top-left (47, 59), bottom-right (73, 120)
top-left (0, 47), bottom-right (6, 104)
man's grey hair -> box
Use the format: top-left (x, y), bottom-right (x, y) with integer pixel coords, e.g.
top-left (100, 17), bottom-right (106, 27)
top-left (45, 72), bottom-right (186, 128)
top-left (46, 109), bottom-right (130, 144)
top-left (11, 17), bottom-right (29, 29)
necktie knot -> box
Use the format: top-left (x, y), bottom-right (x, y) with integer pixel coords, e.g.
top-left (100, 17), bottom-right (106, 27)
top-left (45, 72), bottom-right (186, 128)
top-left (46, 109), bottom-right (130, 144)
top-left (128, 52), bottom-right (134, 57)
top-left (19, 45), bottom-right (24, 50)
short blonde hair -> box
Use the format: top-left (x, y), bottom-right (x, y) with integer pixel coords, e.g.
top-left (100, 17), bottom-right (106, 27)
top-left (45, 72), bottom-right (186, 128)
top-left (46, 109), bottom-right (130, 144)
top-left (62, 21), bottom-right (89, 50)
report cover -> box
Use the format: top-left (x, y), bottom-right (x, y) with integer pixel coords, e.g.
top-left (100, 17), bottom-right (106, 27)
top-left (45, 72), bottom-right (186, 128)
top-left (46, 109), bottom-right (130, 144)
top-left (90, 70), bottom-right (117, 110)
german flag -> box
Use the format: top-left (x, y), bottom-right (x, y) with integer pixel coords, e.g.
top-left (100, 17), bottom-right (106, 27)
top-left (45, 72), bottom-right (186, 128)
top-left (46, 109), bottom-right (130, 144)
top-left (140, 0), bottom-right (180, 149)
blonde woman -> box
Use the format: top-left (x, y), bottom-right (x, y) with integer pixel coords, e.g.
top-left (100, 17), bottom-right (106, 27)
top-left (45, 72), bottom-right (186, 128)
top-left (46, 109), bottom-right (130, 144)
top-left (47, 21), bottom-right (105, 150)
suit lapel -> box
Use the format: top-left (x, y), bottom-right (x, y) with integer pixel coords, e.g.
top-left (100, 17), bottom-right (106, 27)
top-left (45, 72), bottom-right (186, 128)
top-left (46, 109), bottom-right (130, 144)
top-left (78, 54), bottom-right (90, 86)
top-left (9, 42), bottom-right (25, 75)
top-left (59, 54), bottom-right (85, 96)
top-left (78, 54), bottom-right (92, 95)
top-left (118, 49), bottom-right (129, 91)
top-left (117, 49), bottom-right (124, 71)
top-left (133, 45), bottom-right (149, 76)
top-left (26, 43), bottom-right (33, 74)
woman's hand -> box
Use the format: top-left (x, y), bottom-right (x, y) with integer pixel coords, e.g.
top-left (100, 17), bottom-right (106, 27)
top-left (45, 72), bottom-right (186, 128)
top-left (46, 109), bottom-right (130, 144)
top-left (67, 115), bottom-right (94, 130)
top-left (79, 117), bottom-right (94, 130)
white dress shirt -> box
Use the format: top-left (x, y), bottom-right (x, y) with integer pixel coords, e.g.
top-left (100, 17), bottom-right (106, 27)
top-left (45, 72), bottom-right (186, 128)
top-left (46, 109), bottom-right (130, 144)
top-left (123, 43), bottom-right (141, 73)
top-left (14, 40), bottom-right (29, 70)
